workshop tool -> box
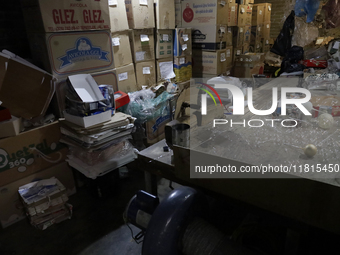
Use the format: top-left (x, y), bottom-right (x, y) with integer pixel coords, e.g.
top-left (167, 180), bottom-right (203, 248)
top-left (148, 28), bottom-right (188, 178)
top-left (124, 187), bottom-right (256, 255)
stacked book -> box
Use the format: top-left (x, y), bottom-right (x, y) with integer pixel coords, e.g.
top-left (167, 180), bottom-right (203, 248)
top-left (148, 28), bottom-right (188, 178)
top-left (59, 112), bottom-right (136, 179)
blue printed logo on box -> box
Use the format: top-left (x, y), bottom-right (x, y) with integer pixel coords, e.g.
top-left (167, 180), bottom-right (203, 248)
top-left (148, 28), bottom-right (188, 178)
top-left (58, 37), bottom-right (110, 69)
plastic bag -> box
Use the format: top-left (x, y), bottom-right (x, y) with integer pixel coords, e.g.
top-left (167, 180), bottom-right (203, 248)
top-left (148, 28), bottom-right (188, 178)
top-left (295, 0), bottom-right (320, 23)
top-left (121, 89), bottom-right (173, 124)
top-left (292, 17), bottom-right (319, 47)
top-left (271, 11), bottom-right (295, 56)
top-left (322, 0), bottom-right (340, 29)
top-left (279, 46), bottom-right (305, 75)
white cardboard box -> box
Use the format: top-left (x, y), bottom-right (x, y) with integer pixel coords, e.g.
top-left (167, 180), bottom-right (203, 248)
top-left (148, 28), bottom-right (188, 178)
top-left (64, 74), bottom-right (113, 128)
top-left (0, 116), bottom-right (23, 139)
top-left (192, 25), bottom-right (227, 51)
top-left (54, 69), bottom-right (118, 118)
top-left (64, 110), bottom-right (112, 128)
top-left (181, 0), bottom-right (228, 27)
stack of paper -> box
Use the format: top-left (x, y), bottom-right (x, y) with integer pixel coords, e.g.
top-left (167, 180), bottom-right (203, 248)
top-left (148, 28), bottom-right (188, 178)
top-left (18, 177), bottom-right (72, 230)
top-left (59, 112), bottom-right (137, 179)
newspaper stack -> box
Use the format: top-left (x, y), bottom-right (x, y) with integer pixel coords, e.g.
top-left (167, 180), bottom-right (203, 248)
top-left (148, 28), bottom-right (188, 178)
top-left (59, 112), bottom-right (137, 179)
top-left (18, 177), bottom-right (72, 230)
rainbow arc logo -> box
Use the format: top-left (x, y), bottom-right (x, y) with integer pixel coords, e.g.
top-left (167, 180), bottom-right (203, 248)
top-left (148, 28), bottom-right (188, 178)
top-left (198, 83), bottom-right (223, 106)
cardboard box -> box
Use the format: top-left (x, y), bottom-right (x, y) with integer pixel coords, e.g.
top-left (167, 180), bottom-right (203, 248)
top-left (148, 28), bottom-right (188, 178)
top-left (251, 5), bottom-right (264, 25)
top-left (175, 3), bottom-right (182, 27)
top-left (263, 39), bottom-right (271, 53)
top-left (154, 0), bottom-right (175, 29)
top-left (239, 0), bottom-right (254, 4)
top-left (135, 61), bottom-right (157, 87)
top-left (156, 58), bottom-right (175, 81)
top-left (244, 25), bottom-right (251, 44)
top-left (109, 0), bottom-right (129, 32)
top-left (28, 30), bottom-right (114, 79)
top-left (145, 94), bottom-right (175, 144)
top-left (21, 0), bottom-right (110, 33)
top-left (64, 74), bottom-right (112, 128)
top-left (146, 115), bottom-right (171, 144)
top-left (192, 25), bottom-right (227, 51)
top-left (263, 22), bottom-right (271, 39)
top-left (251, 25), bottom-right (263, 44)
top-left (192, 49), bottom-right (228, 75)
top-left (234, 47), bottom-right (243, 59)
top-left (0, 122), bottom-right (68, 187)
top-left (125, 0), bottom-right (155, 29)
top-left (156, 29), bottom-right (174, 59)
top-left (233, 53), bottom-right (265, 77)
top-left (54, 69), bottom-right (119, 118)
top-left (174, 56), bottom-right (192, 82)
top-left (225, 46), bottom-right (233, 68)
top-left (112, 31), bottom-right (133, 68)
top-left (0, 162), bottom-right (75, 229)
top-left (232, 26), bottom-right (244, 48)
top-left (243, 43), bottom-right (250, 54)
top-left (0, 116), bottom-right (23, 139)
top-left (64, 110), bottom-right (112, 128)
top-left (255, 3), bottom-right (271, 23)
top-left (226, 27), bottom-right (233, 46)
top-left (0, 51), bottom-right (55, 120)
top-left (130, 29), bottom-right (155, 63)
top-left (181, 0), bottom-right (228, 27)
top-left (238, 4), bottom-right (252, 26)
top-left (250, 40), bottom-right (263, 53)
top-left (174, 28), bottom-right (192, 57)
top-left (228, 3), bottom-right (238, 26)
top-left (114, 63), bottom-right (139, 92)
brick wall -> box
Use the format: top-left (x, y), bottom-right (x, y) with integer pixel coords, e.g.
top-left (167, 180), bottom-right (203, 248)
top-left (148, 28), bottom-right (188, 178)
top-left (0, 0), bottom-right (31, 58)
top-left (254, 0), bottom-right (296, 39)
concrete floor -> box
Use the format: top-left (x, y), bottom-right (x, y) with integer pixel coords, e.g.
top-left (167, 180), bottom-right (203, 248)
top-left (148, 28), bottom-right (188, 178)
top-left (0, 169), bottom-right (145, 255)
top-left (1, 168), bottom-right (340, 255)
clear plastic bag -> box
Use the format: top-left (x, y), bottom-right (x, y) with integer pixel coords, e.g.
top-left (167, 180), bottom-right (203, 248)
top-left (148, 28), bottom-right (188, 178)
top-left (121, 89), bottom-right (173, 124)
top-left (292, 17), bottom-right (319, 47)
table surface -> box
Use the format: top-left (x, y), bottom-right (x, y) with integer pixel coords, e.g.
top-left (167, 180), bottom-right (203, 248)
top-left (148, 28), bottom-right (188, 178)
top-left (137, 77), bottom-right (340, 234)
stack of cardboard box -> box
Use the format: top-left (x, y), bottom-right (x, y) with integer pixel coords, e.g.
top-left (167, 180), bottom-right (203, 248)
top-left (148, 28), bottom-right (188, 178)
top-left (173, 27), bottom-right (193, 84)
top-left (109, 0), bottom-right (137, 93)
top-left (230, 1), bottom-right (272, 78)
top-left (18, 177), bottom-right (73, 230)
top-left (21, 0), bottom-right (116, 117)
top-left (250, 3), bottom-right (272, 53)
top-left (181, 0), bottom-right (232, 77)
top-left (231, 1), bottom-right (253, 62)
top-left (125, 0), bottom-right (156, 89)
top-left (154, 0), bottom-right (176, 82)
